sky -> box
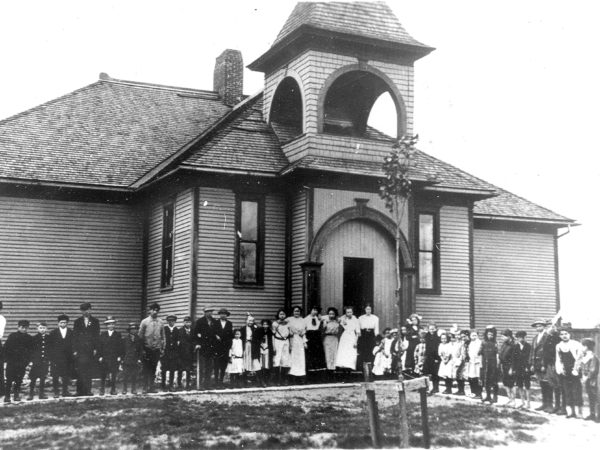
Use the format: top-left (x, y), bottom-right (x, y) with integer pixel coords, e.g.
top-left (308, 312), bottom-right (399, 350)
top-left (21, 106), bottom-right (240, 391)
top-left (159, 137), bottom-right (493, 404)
top-left (0, 0), bottom-right (598, 326)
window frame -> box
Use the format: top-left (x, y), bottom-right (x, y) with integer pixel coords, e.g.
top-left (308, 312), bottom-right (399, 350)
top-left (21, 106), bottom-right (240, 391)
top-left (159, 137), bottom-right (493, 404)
top-left (416, 209), bottom-right (440, 294)
top-left (160, 200), bottom-right (176, 290)
top-left (234, 194), bottom-right (265, 287)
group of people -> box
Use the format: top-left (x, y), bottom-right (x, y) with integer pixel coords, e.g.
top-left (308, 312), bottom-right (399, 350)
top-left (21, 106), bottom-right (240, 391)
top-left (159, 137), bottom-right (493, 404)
top-left (0, 300), bottom-right (598, 422)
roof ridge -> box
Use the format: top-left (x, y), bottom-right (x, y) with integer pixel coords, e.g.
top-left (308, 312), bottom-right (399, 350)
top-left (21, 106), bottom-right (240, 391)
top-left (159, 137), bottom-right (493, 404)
top-left (99, 74), bottom-right (219, 97)
top-left (0, 81), bottom-right (102, 125)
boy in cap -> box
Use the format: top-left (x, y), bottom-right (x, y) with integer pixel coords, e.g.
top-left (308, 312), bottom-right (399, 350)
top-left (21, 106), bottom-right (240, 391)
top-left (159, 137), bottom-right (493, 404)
top-left (49, 314), bottom-right (74, 398)
top-left (139, 303), bottom-right (165, 393)
top-left (499, 329), bottom-right (517, 407)
top-left (98, 317), bottom-right (124, 395)
top-left (28, 321), bottom-right (50, 400)
top-left (3, 320), bottom-right (33, 403)
top-left (178, 316), bottom-right (195, 390)
top-left (513, 330), bottom-right (532, 408)
top-left (161, 315), bottom-right (180, 392)
top-left (122, 322), bottom-right (143, 394)
top-left (73, 302), bottom-right (100, 396)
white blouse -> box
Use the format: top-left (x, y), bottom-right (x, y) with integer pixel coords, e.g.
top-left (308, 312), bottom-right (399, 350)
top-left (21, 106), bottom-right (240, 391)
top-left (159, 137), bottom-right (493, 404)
top-left (358, 314), bottom-right (379, 335)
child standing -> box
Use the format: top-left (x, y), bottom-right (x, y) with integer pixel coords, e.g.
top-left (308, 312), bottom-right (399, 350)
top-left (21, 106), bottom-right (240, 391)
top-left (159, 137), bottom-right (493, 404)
top-left (178, 316), bottom-right (195, 390)
top-left (438, 332), bottom-right (454, 394)
top-left (372, 335), bottom-right (386, 377)
top-left (241, 314), bottom-right (261, 385)
top-left (424, 323), bottom-right (441, 393)
top-left (322, 307), bottom-right (341, 381)
top-left (413, 331), bottom-right (427, 376)
top-left (98, 317), bottom-right (123, 396)
top-left (3, 320), bottom-right (33, 403)
top-left (513, 330), bottom-right (532, 409)
top-left (28, 321), bottom-right (50, 400)
top-left (272, 309), bottom-right (291, 385)
top-left (555, 327), bottom-right (583, 418)
top-left (122, 322), bottom-right (143, 394)
top-left (257, 319), bottom-right (274, 386)
top-left (499, 329), bottom-right (517, 407)
top-left (480, 326), bottom-right (500, 403)
top-left (161, 315), bottom-right (180, 392)
top-left (466, 330), bottom-right (482, 398)
top-left (580, 338), bottom-right (599, 421)
top-left (227, 329), bottom-right (244, 387)
top-left (452, 330), bottom-right (469, 395)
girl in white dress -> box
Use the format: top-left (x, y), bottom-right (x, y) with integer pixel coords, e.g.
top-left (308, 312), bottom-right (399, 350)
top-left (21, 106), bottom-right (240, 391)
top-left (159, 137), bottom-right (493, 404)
top-left (466, 330), bottom-right (482, 398)
top-left (271, 308), bottom-right (290, 385)
top-left (287, 306), bottom-right (307, 381)
top-left (227, 329), bottom-right (244, 387)
top-left (335, 306), bottom-right (361, 374)
top-left (372, 335), bottom-right (387, 377)
top-left (438, 332), bottom-right (454, 393)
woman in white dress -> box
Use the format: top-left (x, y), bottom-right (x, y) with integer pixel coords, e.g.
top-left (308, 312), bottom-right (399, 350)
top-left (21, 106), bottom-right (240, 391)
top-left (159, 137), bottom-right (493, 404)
top-left (335, 306), bottom-right (361, 375)
top-left (321, 307), bottom-right (341, 380)
top-left (271, 308), bottom-right (291, 385)
top-left (357, 305), bottom-right (379, 369)
top-left (466, 330), bottom-right (482, 398)
top-left (287, 306), bottom-right (307, 382)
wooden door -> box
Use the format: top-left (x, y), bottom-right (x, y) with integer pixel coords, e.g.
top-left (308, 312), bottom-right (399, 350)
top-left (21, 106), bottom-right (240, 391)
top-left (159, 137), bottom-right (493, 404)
top-left (343, 257), bottom-right (374, 313)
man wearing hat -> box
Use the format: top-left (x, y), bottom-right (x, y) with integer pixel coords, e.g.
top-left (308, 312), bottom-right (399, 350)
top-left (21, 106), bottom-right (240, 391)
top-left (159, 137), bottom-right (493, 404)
top-left (122, 322), bottom-right (143, 394)
top-left (28, 321), bottom-right (50, 400)
top-left (138, 303), bottom-right (165, 393)
top-left (49, 314), bottom-right (74, 398)
top-left (73, 302), bottom-right (100, 396)
top-left (193, 306), bottom-right (218, 388)
top-left (98, 317), bottom-right (124, 395)
top-left (529, 319), bottom-right (551, 411)
top-left (178, 316), bottom-right (195, 390)
top-left (3, 319), bottom-right (33, 403)
top-left (213, 308), bottom-right (234, 387)
top-left (161, 314), bottom-right (180, 392)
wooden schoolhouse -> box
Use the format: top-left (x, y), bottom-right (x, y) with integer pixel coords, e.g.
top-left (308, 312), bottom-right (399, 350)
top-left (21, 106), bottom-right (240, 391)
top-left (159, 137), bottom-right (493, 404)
top-left (0, 2), bottom-right (574, 333)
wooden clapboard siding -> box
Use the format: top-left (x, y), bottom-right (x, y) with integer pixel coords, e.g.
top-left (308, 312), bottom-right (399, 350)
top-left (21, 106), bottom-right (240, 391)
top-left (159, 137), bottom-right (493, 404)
top-left (416, 206), bottom-right (470, 328)
top-left (0, 196), bottom-right (142, 332)
top-left (146, 189), bottom-right (192, 321)
top-left (319, 219), bottom-right (397, 329)
top-left (474, 228), bottom-right (557, 331)
top-left (196, 187), bottom-right (286, 327)
top-left (290, 188), bottom-right (308, 308)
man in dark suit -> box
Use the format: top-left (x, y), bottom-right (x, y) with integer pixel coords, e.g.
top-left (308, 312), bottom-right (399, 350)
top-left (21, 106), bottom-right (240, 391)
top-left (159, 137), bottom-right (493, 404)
top-left (49, 314), bottom-right (74, 398)
top-left (28, 321), bottom-right (50, 400)
top-left (194, 306), bottom-right (217, 389)
top-left (3, 320), bottom-right (33, 403)
top-left (73, 302), bottom-right (100, 396)
top-left (98, 316), bottom-right (124, 395)
top-left (530, 318), bottom-right (550, 411)
top-left (213, 308), bottom-right (234, 387)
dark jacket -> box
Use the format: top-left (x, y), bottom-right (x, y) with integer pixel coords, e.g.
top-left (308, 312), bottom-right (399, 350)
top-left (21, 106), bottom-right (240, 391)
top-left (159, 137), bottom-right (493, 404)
top-left (542, 331), bottom-right (560, 367)
top-left (122, 333), bottom-right (143, 367)
top-left (73, 316), bottom-right (100, 350)
top-left (48, 327), bottom-right (74, 376)
top-left (530, 331), bottom-right (547, 371)
top-left (30, 333), bottom-right (50, 378)
top-left (255, 327), bottom-right (274, 367)
top-left (499, 340), bottom-right (516, 368)
top-left (512, 341), bottom-right (531, 375)
top-left (162, 326), bottom-right (180, 371)
top-left (3, 331), bottom-right (33, 368)
top-left (423, 331), bottom-right (441, 374)
top-left (98, 330), bottom-right (124, 371)
top-left (193, 316), bottom-right (217, 357)
top-left (240, 324), bottom-right (261, 361)
top-left (178, 326), bottom-right (195, 368)
top-left (213, 319), bottom-right (234, 358)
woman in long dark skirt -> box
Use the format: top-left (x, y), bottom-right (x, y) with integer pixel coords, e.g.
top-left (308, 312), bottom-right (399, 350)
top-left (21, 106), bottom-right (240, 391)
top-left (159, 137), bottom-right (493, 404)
top-left (304, 306), bottom-right (326, 382)
top-left (404, 314), bottom-right (421, 374)
top-left (357, 305), bottom-right (379, 371)
top-left (480, 326), bottom-right (499, 403)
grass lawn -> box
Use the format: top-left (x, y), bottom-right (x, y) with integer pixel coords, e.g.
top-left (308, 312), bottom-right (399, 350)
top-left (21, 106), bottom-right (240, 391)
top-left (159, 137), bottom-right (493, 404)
top-left (0, 384), bottom-right (555, 449)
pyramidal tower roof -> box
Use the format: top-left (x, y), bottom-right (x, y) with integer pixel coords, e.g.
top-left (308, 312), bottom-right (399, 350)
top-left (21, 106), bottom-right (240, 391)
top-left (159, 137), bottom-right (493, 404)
top-left (273, 1), bottom-right (427, 48)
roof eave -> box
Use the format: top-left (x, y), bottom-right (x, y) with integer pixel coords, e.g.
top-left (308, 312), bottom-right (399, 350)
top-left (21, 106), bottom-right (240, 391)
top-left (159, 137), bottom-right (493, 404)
top-left (473, 213), bottom-right (578, 227)
top-left (0, 177), bottom-right (133, 192)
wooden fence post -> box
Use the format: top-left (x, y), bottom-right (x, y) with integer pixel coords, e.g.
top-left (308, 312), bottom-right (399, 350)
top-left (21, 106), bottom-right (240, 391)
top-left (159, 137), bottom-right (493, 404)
top-left (364, 386), bottom-right (382, 448)
top-left (398, 383), bottom-right (410, 448)
top-left (419, 387), bottom-right (431, 449)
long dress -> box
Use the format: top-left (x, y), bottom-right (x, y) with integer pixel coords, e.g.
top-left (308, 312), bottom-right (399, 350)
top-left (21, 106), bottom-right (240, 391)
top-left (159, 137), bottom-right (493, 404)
top-left (335, 315), bottom-right (360, 370)
top-left (357, 314), bottom-right (379, 368)
top-left (438, 342), bottom-right (454, 379)
top-left (465, 339), bottom-right (482, 379)
top-left (404, 326), bottom-right (420, 371)
top-left (271, 320), bottom-right (290, 368)
top-left (227, 339), bottom-right (244, 374)
top-left (480, 340), bottom-right (499, 388)
top-left (304, 315), bottom-right (326, 371)
top-left (242, 325), bottom-right (261, 372)
top-left (322, 319), bottom-right (340, 370)
top-left (287, 316), bottom-right (307, 377)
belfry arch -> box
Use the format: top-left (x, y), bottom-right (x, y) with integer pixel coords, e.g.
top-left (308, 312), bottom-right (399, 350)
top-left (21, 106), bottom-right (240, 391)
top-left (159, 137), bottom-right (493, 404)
top-left (269, 76), bottom-right (304, 142)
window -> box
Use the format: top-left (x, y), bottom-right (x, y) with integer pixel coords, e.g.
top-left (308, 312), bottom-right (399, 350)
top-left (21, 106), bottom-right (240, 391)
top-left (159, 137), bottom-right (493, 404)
top-left (161, 202), bottom-right (175, 289)
top-left (235, 195), bottom-right (264, 285)
top-left (417, 211), bottom-right (439, 293)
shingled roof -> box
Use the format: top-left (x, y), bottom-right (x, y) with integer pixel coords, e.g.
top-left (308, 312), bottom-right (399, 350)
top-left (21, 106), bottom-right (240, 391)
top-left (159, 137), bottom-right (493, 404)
top-left (274, 1), bottom-right (428, 48)
top-left (0, 76), bottom-right (231, 188)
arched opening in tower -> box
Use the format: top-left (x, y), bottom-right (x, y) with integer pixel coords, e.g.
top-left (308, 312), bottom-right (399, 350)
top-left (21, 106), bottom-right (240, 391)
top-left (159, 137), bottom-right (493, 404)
top-left (323, 71), bottom-right (400, 139)
top-left (269, 77), bottom-right (303, 143)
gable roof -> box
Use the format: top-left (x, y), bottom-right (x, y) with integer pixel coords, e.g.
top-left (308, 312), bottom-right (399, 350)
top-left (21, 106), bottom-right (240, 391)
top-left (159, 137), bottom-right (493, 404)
top-left (0, 75), bottom-right (231, 188)
top-left (274, 2), bottom-right (428, 48)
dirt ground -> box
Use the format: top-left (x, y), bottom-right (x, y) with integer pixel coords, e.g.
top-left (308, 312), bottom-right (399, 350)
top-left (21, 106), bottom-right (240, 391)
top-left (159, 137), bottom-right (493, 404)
top-left (0, 383), bottom-right (598, 449)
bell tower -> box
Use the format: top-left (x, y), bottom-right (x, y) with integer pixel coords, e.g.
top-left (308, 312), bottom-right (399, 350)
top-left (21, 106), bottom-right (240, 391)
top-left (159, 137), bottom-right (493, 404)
top-left (248, 1), bottom-right (433, 162)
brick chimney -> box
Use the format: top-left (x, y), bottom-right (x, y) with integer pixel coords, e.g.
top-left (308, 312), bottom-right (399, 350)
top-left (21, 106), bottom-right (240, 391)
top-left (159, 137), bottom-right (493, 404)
top-left (213, 49), bottom-right (244, 106)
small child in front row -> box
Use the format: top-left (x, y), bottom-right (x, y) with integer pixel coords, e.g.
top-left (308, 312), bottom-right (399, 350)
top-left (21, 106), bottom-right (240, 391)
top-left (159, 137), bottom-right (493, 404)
top-left (28, 321), bottom-right (50, 400)
top-left (372, 335), bottom-right (387, 377)
top-left (257, 319), bottom-right (274, 386)
top-left (413, 331), bottom-right (427, 376)
top-left (227, 329), bottom-right (244, 387)
top-left (580, 338), bottom-right (599, 421)
top-left (122, 322), bottom-right (143, 394)
top-left (438, 332), bottom-right (454, 394)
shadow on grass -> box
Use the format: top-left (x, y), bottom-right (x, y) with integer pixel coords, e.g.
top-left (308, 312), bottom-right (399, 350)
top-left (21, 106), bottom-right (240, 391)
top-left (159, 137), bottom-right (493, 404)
top-left (0, 396), bottom-right (549, 449)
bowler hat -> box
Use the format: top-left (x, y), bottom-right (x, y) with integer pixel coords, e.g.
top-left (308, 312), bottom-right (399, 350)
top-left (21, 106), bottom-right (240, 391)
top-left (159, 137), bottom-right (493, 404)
top-left (18, 319), bottom-right (30, 328)
top-left (80, 302), bottom-right (92, 311)
top-left (217, 308), bottom-right (230, 316)
top-left (57, 314), bottom-right (69, 322)
top-left (104, 316), bottom-right (116, 324)
top-left (166, 315), bottom-right (177, 321)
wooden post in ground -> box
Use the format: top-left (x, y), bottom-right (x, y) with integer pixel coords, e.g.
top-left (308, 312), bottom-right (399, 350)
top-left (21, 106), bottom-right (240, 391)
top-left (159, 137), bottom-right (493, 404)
top-left (419, 387), bottom-right (430, 449)
top-left (365, 387), bottom-right (382, 448)
top-left (397, 382), bottom-right (410, 448)
top-left (196, 348), bottom-right (201, 390)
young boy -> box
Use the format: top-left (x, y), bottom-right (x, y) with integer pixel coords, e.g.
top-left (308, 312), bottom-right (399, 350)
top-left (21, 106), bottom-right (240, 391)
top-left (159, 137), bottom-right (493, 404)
top-left (513, 330), bottom-right (532, 408)
top-left (161, 315), bottom-right (180, 392)
top-left (98, 316), bottom-right (123, 395)
top-left (178, 316), bottom-right (195, 390)
top-left (28, 321), bottom-right (50, 400)
top-left (413, 330), bottom-right (427, 376)
top-left (580, 338), bottom-right (599, 421)
top-left (424, 323), bottom-right (441, 393)
top-left (3, 320), bottom-right (33, 403)
top-left (122, 322), bottom-right (143, 394)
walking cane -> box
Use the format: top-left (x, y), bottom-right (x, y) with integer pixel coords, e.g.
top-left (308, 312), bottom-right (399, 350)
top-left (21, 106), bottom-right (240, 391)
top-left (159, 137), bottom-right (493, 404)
top-left (196, 347), bottom-right (201, 390)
